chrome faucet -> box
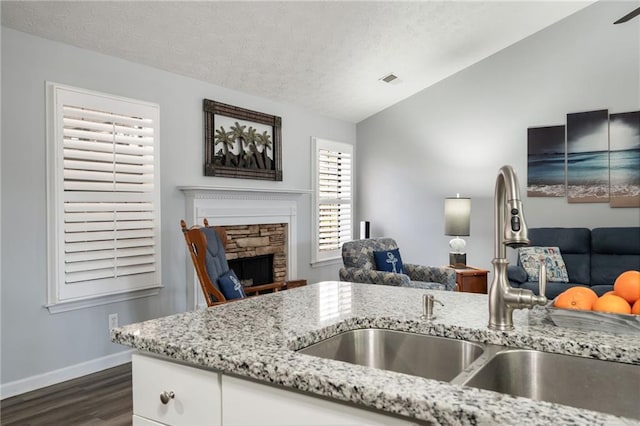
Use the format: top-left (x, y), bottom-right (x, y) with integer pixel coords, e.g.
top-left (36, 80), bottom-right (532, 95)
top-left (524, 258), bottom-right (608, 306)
top-left (488, 165), bottom-right (547, 331)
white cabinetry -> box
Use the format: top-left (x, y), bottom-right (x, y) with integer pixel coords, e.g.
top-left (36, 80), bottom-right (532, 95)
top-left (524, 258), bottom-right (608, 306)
top-left (132, 353), bottom-right (221, 426)
top-left (133, 414), bottom-right (166, 425)
top-left (132, 353), bottom-right (417, 426)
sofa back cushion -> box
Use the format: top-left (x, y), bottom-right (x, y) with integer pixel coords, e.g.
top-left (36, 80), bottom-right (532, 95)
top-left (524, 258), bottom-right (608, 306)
top-left (528, 228), bottom-right (591, 284)
top-left (591, 227), bottom-right (640, 285)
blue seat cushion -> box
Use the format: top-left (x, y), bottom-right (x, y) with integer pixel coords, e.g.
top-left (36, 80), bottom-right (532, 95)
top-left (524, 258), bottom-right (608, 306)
top-left (201, 227), bottom-right (229, 292)
top-left (373, 248), bottom-right (405, 274)
top-left (217, 269), bottom-right (246, 300)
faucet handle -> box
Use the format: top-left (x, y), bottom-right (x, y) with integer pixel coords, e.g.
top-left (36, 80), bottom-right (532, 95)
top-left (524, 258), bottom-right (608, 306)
top-left (538, 262), bottom-right (547, 299)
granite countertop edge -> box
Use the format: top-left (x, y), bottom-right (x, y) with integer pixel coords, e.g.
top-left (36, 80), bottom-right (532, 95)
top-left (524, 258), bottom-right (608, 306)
top-left (112, 282), bottom-right (640, 426)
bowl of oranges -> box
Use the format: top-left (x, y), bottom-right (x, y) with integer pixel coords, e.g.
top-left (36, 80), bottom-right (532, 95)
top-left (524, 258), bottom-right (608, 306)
top-left (546, 270), bottom-right (640, 334)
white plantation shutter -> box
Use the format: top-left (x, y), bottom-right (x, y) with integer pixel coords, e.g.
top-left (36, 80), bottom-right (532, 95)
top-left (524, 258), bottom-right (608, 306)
top-left (312, 138), bottom-right (353, 263)
top-left (47, 83), bottom-right (161, 308)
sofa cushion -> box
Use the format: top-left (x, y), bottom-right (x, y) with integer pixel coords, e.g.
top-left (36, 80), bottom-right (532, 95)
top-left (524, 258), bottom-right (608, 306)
top-left (373, 248), bottom-right (405, 274)
top-left (518, 246), bottom-right (569, 282)
top-left (528, 228), bottom-right (591, 285)
top-left (591, 227), bottom-right (640, 285)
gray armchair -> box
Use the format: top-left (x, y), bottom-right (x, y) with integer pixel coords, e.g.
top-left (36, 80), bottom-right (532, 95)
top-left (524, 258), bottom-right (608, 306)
top-left (338, 238), bottom-right (456, 291)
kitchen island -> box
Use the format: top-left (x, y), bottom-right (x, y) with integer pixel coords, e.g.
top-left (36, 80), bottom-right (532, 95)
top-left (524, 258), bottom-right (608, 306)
top-left (112, 281), bottom-right (640, 425)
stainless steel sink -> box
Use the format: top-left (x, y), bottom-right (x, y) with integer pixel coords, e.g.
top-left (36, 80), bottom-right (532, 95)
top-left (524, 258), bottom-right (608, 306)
top-left (461, 349), bottom-right (640, 420)
top-left (297, 328), bottom-right (485, 382)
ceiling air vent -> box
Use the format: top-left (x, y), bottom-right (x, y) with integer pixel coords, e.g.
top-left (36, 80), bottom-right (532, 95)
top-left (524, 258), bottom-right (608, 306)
top-left (380, 73), bottom-right (399, 83)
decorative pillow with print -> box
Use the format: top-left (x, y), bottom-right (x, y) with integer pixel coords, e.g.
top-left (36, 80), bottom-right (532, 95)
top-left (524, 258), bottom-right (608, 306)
top-left (373, 248), bottom-right (405, 274)
top-left (217, 269), bottom-right (247, 300)
top-left (518, 246), bottom-right (569, 282)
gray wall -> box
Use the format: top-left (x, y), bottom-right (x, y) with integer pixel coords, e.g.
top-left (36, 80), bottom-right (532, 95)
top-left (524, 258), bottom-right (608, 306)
top-left (356, 1), bottom-right (639, 271)
top-left (1, 28), bottom-right (355, 386)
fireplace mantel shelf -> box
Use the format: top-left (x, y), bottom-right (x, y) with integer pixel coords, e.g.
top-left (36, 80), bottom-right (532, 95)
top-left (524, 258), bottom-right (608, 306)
top-left (178, 185), bottom-right (312, 196)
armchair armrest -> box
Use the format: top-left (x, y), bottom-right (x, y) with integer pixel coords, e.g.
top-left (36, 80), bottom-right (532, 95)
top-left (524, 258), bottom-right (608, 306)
top-left (339, 267), bottom-right (410, 286)
top-left (245, 281), bottom-right (286, 295)
top-left (404, 264), bottom-right (456, 291)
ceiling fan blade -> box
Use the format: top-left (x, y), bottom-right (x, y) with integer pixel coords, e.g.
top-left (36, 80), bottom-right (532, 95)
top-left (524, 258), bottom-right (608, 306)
top-left (614, 6), bottom-right (640, 24)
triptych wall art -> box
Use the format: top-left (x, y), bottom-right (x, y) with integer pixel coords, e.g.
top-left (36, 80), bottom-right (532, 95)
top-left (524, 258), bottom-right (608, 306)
top-left (527, 109), bottom-right (640, 208)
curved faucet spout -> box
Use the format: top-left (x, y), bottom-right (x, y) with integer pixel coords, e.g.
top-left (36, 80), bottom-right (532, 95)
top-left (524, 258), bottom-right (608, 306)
top-left (494, 165), bottom-right (529, 259)
top-left (489, 165), bottom-right (546, 331)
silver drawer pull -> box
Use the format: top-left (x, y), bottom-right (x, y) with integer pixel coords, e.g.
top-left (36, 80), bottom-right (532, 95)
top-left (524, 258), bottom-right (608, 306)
top-left (160, 390), bottom-right (175, 404)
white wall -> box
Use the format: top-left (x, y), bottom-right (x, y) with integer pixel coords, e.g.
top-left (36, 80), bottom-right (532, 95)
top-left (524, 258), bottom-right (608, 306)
top-left (0, 28), bottom-right (355, 391)
top-left (356, 1), bottom-right (639, 271)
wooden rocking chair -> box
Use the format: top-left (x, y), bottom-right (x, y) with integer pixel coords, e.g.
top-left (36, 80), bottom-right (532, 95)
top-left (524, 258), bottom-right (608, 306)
top-left (181, 219), bottom-right (286, 306)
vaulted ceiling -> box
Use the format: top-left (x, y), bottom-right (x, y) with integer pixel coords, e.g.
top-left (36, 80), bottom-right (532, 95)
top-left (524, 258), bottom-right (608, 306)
top-left (1, 1), bottom-right (594, 122)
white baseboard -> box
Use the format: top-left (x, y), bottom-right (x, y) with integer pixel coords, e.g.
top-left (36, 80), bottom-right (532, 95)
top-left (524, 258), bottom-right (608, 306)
top-left (0, 349), bottom-right (134, 400)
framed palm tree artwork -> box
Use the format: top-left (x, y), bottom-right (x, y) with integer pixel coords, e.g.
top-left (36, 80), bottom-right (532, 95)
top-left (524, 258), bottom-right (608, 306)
top-left (204, 99), bottom-right (282, 181)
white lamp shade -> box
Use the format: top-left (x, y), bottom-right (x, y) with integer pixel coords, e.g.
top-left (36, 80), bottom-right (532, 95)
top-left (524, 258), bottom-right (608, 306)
top-left (444, 197), bottom-right (471, 236)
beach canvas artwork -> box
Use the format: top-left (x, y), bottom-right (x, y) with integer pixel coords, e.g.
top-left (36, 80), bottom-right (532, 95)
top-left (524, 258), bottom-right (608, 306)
top-left (609, 111), bottom-right (640, 208)
top-left (566, 110), bottom-right (610, 203)
top-left (527, 125), bottom-right (566, 197)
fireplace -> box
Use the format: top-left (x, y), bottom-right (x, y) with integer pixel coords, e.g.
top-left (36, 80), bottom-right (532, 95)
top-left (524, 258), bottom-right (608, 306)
top-left (228, 254), bottom-right (273, 286)
top-left (222, 223), bottom-right (287, 286)
top-left (180, 185), bottom-right (308, 309)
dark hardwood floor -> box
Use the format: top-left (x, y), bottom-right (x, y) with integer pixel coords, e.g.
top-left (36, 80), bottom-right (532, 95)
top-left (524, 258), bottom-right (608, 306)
top-left (1, 363), bottom-right (132, 426)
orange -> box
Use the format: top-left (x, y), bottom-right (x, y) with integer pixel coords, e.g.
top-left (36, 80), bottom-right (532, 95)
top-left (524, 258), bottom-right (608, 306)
top-left (592, 294), bottom-right (632, 315)
top-left (603, 290), bottom-right (616, 296)
top-left (566, 287), bottom-right (598, 304)
top-left (632, 300), bottom-right (640, 315)
top-left (613, 270), bottom-right (640, 304)
top-left (554, 288), bottom-right (597, 311)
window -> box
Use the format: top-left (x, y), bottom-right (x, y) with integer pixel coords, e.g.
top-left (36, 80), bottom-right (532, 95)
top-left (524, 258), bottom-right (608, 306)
top-left (311, 138), bottom-right (353, 264)
top-left (46, 83), bottom-right (161, 312)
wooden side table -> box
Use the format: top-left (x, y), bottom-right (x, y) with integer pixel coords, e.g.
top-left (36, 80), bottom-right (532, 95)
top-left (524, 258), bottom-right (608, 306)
top-left (450, 266), bottom-right (489, 294)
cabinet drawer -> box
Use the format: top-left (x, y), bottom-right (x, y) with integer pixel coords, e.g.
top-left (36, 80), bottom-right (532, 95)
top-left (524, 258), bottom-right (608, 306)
top-left (132, 353), bottom-right (221, 426)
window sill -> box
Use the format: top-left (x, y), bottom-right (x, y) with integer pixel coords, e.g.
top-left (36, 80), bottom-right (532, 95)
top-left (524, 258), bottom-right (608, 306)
top-left (46, 286), bottom-right (162, 314)
top-left (310, 257), bottom-right (342, 269)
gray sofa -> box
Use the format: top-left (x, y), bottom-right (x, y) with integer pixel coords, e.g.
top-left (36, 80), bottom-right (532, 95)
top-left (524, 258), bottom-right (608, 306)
top-left (508, 227), bottom-right (640, 299)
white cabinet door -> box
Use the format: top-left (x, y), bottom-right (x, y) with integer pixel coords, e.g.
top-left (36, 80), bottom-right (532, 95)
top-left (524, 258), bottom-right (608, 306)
top-left (132, 353), bottom-right (221, 426)
top-left (221, 374), bottom-right (419, 426)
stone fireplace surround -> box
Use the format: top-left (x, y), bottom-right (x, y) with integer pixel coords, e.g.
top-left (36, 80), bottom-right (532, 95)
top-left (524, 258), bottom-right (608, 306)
top-left (179, 186), bottom-right (309, 309)
top-left (224, 223), bottom-right (287, 284)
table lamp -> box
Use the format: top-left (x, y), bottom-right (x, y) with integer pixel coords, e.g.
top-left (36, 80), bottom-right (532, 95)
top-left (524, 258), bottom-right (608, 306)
top-left (444, 194), bottom-right (471, 267)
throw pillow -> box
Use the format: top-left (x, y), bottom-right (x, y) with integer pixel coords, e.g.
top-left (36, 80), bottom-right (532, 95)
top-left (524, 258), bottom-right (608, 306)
top-left (518, 246), bottom-right (569, 283)
top-left (217, 269), bottom-right (246, 300)
top-left (373, 248), bottom-right (405, 274)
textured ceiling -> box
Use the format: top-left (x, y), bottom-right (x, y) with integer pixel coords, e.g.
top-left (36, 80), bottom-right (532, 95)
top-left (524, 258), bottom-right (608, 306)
top-left (1, 1), bottom-right (594, 123)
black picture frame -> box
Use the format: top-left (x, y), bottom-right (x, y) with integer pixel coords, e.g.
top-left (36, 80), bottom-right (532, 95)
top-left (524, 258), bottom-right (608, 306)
top-left (204, 99), bottom-right (282, 181)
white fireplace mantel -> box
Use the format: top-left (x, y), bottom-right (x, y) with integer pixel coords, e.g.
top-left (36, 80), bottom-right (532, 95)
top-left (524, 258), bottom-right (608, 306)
top-left (179, 185), bottom-right (311, 309)
top-left (178, 185), bottom-right (312, 198)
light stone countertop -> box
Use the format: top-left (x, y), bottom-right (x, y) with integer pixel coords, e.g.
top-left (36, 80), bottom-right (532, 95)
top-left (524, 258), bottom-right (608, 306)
top-left (112, 281), bottom-right (640, 425)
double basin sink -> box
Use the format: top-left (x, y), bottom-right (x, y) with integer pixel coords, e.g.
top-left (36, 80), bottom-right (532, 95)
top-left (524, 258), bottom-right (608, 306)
top-left (298, 329), bottom-right (640, 420)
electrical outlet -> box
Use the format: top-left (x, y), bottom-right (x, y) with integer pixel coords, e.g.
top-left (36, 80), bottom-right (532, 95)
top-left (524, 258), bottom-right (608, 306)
top-left (108, 313), bottom-right (118, 331)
